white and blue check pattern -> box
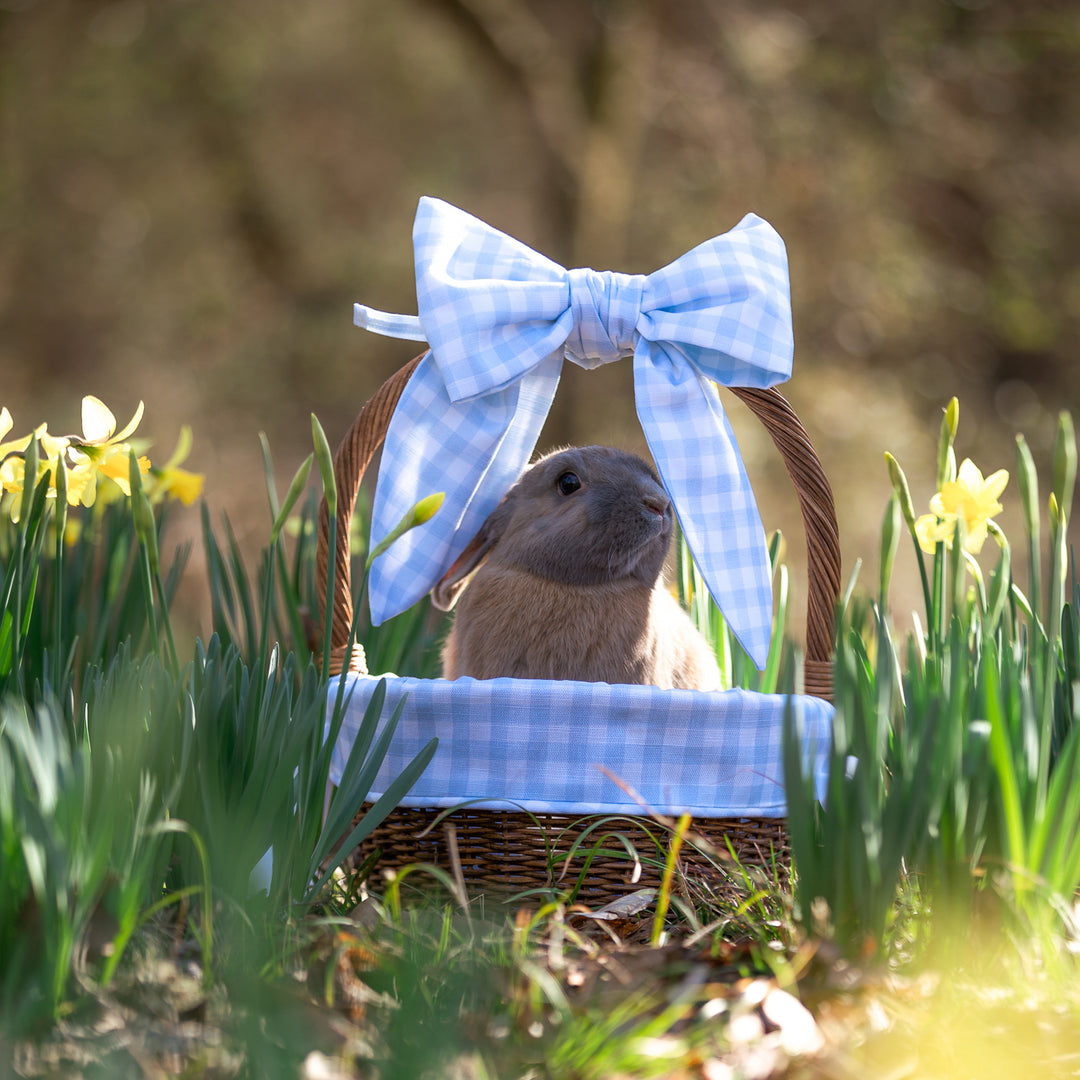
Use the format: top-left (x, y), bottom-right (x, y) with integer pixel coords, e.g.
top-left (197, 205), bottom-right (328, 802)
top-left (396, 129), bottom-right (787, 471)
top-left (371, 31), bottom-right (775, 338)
top-left (355, 196), bottom-right (794, 668)
top-left (328, 675), bottom-right (832, 818)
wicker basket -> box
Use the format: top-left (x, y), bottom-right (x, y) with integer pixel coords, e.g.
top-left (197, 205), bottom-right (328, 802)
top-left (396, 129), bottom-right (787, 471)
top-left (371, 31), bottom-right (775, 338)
top-left (316, 353), bottom-right (841, 901)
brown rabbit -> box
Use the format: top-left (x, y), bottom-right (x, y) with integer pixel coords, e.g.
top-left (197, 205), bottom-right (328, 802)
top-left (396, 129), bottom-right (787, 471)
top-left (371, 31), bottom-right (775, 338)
top-left (431, 446), bottom-right (724, 690)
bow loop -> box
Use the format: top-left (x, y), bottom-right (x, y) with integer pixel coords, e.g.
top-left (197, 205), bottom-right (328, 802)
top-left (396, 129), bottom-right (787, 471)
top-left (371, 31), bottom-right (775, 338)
top-left (355, 197), bottom-right (795, 669)
top-left (565, 269), bottom-right (644, 368)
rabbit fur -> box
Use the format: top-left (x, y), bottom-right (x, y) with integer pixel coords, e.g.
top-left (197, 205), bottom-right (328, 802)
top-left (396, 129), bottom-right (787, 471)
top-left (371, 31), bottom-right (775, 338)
top-left (431, 445), bottom-right (724, 690)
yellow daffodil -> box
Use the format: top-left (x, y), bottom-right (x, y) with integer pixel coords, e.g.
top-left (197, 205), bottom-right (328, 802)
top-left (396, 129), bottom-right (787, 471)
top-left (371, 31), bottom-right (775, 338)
top-left (146, 424), bottom-right (204, 506)
top-left (0, 406), bottom-right (20, 494)
top-left (0, 407), bottom-right (73, 519)
top-left (68, 396), bottom-right (150, 506)
top-left (915, 458), bottom-right (1008, 555)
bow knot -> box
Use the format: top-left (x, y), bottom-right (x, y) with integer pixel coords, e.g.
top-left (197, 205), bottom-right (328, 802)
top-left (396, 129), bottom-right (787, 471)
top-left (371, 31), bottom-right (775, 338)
top-left (565, 268), bottom-right (644, 368)
top-left (353, 196), bottom-right (794, 669)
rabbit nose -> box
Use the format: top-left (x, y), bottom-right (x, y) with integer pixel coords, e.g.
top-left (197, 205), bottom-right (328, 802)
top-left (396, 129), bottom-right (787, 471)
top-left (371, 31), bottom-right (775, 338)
top-left (643, 494), bottom-right (669, 518)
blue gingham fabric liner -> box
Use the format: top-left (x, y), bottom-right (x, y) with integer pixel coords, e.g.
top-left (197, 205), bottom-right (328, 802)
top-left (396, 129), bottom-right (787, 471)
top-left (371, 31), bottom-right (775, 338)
top-left (354, 196), bottom-right (794, 669)
top-left (328, 674), bottom-right (832, 818)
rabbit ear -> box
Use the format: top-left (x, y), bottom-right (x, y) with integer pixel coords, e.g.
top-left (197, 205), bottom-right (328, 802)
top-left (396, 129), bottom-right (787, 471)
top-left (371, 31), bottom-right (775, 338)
top-left (431, 496), bottom-right (514, 611)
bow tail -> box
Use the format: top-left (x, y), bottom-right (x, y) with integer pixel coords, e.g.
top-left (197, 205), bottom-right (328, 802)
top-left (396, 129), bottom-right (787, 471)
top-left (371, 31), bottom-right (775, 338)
top-left (368, 351), bottom-right (562, 625)
top-left (633, 348), bottom-right (774, 670)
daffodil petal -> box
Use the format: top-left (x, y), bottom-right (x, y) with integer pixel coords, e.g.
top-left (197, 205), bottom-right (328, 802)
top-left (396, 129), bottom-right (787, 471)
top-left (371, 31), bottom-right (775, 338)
top-left (161, 424), bottom-right (193, 471)
top-left (0, 457), bottom-right (23, 494)
top-left (79, 475), bottom-right (98, 508)
top-left (983, 468), bottom-right (1009, 502)
top-left (38, 432), bottom-right (69, 462)
top-left (957, 458), bottom-right (984, 489)
top-left (82, 396), bottom-right (117, 443)
top-left (65, 463), bottom-right (96, 506)
top-left (965, 520), bottom-right (989, 554)
top-left (111, 400), bottom-right (145, 444)
top-left (0, 407), bottom-right (11, 442)
top-left (914, 515), bottom-right (936, 554)
top-left (915, 513), bottom-right (955, 554)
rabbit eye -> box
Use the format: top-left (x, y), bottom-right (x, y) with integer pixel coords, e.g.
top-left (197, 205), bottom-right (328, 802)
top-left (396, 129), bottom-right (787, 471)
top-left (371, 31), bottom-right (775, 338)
top-left (556, 471), bottom-right (581, 495)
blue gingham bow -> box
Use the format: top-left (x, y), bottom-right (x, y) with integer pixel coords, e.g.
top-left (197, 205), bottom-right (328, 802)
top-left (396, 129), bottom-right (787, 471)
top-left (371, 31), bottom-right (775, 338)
top-left (354, 196), bottom-right (794, 669)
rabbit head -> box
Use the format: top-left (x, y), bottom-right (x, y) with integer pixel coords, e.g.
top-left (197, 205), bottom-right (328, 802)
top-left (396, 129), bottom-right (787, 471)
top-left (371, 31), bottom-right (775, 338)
top-left (432, 445), bottom-right (673, 609)
top-left (429, 446), bottom-right (723, 690)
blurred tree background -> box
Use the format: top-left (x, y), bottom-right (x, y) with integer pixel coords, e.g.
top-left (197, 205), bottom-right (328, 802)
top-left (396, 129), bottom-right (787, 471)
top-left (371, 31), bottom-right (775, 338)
top-left (1, 0), bottom-right (1077, 641)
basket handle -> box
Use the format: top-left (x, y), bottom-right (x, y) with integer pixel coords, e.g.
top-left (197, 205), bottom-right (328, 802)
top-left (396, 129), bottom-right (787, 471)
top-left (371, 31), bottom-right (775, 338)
top-left (316, 356), bottom-right (839, 699)
top-left (728, 387), bottom-right (840, 700)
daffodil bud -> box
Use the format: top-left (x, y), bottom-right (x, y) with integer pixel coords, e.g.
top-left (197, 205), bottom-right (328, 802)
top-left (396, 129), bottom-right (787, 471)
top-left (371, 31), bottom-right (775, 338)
top-left (1015, 434), bottom-right (1040, 547)
top-left (366, 492), bottom-right (446, 571)
top-left (1052, 410), bottom-right (1076, 526)
top-left (1049, 493), bottom-right (1067, 534)
top-left (53, 450), bottom-right (67, 505)
top-left (945, 396), bottom-right (959, 439)
top-left (937, 398), bottom-right (959, 488)
top-left (18, 435), bottom-right (39, 526)
top-left (52, 449), bottom-right (68, 544)
top-left (1049, 491), bottom-right (1068, 625)
top-left (879, 493), bottom-right (901, 602)
top-left (270, 453), bottom-right (313, 546)
top-left (985, 538), bottom-right (1011, 632)
top-left (130, 451), bottom-right (159, 573)
top-left (408, 491), bottom-right (445, 528)
top-left (768, 529), bottom-right (784, 580)
top-left (884, 452), bottom-right (917, 529)
top-left (311, 414), bottom-right (336, 517)
top-left (127, 446), bottom-right (145, 498)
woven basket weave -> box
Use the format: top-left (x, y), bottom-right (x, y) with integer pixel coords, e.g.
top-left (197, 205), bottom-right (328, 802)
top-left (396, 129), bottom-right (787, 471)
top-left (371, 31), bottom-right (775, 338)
top-left (316, 354), bottom-right (841, 900)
